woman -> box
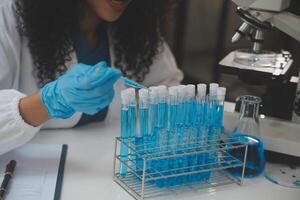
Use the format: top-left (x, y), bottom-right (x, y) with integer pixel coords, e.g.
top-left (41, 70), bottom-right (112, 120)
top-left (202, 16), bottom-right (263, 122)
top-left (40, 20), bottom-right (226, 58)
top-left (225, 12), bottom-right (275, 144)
top-left (0, 0), bottom-right (183, 155)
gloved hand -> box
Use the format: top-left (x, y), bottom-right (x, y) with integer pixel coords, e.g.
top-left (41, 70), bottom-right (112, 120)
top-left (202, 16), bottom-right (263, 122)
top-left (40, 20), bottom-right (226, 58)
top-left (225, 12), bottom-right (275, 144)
top-left (40, 61), bottom-right (121, 119)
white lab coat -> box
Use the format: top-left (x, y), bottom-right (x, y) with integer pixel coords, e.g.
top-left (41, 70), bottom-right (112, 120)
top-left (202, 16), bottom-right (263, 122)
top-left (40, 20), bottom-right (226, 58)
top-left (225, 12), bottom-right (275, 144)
top-left (0, 0), bottom-right (183, 155)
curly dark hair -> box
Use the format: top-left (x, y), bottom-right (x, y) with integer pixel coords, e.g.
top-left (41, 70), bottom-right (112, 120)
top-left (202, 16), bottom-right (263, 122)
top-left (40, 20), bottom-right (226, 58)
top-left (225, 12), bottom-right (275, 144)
top-left (15, 0), bottom-right (174, 86)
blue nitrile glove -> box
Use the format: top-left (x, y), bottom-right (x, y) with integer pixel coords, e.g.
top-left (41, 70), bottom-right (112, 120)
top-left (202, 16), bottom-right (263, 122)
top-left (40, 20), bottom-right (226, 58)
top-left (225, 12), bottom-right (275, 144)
top-left (40, 61), bottom-right (121, 119)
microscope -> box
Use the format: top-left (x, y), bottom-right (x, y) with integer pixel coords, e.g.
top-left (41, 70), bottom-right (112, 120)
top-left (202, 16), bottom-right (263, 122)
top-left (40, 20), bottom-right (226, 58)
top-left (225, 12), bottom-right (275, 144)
top-left (219, 0), bottom-right (300, 123)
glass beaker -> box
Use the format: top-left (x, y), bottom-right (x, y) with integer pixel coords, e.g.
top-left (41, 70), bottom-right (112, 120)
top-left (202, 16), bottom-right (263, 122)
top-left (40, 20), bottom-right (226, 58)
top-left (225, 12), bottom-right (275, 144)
top-left (228, 95), bottom-right (265, 178)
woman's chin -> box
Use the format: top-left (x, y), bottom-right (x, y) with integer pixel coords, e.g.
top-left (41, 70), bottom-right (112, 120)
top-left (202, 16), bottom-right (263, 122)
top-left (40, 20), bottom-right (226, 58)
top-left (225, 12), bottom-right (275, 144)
top-left (100, 12), bottom-right (123, 22)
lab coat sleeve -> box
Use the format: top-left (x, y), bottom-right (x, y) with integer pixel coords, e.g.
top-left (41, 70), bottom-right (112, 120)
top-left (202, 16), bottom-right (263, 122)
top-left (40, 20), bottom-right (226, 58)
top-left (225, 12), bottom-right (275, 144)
top-left (0, 90), bottom-right (40, 155)
top-left (142, 41), bottom-right (183, 87)
top-left (0, 1), bottom-right (41, 155)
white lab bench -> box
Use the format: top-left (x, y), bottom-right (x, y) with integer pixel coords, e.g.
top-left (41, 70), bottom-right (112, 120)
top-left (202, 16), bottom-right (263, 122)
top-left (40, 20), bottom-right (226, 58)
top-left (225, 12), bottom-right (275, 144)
top-left (30, 112), bottom-right (300, 200)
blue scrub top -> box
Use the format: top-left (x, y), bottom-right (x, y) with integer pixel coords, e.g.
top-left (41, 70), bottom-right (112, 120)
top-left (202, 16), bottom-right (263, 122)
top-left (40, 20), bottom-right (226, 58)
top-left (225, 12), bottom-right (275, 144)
top-left (73, 26), bottom-right (110, 126)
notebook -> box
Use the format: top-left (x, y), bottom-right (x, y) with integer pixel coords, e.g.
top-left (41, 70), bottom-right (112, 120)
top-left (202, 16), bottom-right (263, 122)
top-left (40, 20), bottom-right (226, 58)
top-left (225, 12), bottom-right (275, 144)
top-left (0, 144), bottom-right (68, 200)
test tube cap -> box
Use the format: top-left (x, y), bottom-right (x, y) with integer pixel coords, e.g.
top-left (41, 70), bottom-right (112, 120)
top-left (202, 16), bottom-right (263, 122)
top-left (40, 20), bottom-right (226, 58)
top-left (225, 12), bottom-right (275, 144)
top-left (138, 88), bottom-right (149, 99)
top-left (176, 85), bottom-right (185, 97)
top-left (157, 85), bottom-right (168, 102)
top-left (149, 86), bottom-right (158, 96)
top-left (126, 88), bottom-right (136, 103)
top-left (157, 85), bottom-right (167, 90)
top-left (168, 86), bottom-right (177, 96)
top-left (197, 83), bottom-right (207, 98)
top-left (157, 85), bottom-right (167, 95)
top-left (209, 83), bottom-right (219, 96)
top-left (217, 87), bottom-right (226, 101)
top-left (121, 90), bottom-right (129, 105)
top-left (176, 85), bottom-right (185, 93)
top-left (186, 84), bottom-right (195, 98)
top-left (149, 86), bottom-right (159, 103)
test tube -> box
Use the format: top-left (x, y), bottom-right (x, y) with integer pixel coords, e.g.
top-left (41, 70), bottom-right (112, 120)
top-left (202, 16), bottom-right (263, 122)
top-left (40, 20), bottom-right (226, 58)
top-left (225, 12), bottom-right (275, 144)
top-left (156, 86), bottom-right (169, 187)
top-left (207, 83), bottom-right (219, 132)
top-left (186, 85), bottom-right (197, 182)
top-left (198, 83), bottom-right (213, 182)
top-left (176, 85), bottom-right (186, 130)
top-left (176, 85), bottom-right (188, 184)
top-left (168, 86), bottom-right (178, 133)
top-left (127, 88), bottom-right (137, 138)
top-left (137, 89), bottom-right (149, 174)
top-left (196, 84), bottom-right (207, 126)
top-left (216, 87), bottom-right (226, 131)
top-left (186, 85), bottom-right (196, 138)
top-left (119, 90), bottom-right (130, 177)
top-left (208, 83), bottom-right (218, 125)
top-left (206, 83), bottom-right (220, 180)
top-left (148, 86), bottom-right (159, 182)
top-left (167, 86), bottom-right (178, 186)
top-left (126, 88), bottom-right (138, 171)
top-left (149, 87), bottom-right (159, 141)
top-left (209, 83), bottom-right (219, 97)
top-left (139, 89), bottom-right (150, 138)
top-left (157, 86), bottom-right (168, 130)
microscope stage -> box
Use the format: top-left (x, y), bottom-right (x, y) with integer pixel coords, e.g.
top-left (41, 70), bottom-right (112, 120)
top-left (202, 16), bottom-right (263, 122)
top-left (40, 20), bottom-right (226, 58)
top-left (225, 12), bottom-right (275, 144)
top-left (219, 51), bottom-right (293, 77)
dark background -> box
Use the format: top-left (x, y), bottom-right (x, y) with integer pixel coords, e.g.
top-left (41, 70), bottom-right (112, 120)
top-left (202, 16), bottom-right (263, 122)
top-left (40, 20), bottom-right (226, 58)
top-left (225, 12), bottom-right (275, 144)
top-left (166, 0), bottom-right (300, 121)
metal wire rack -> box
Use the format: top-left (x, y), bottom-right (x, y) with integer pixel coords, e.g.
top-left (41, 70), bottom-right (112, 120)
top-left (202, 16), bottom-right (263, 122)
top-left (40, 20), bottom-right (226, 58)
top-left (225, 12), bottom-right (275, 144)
top-left (113, 137), bottom-right (248, 200)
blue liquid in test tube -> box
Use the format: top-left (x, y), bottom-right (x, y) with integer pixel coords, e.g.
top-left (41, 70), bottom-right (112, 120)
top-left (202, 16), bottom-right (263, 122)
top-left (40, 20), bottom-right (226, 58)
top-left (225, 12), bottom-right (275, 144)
top-left (165, 86), bottom-right (178, 186)
top-left (119, 84), bottom-right (226, 187)
top-left (126, 89), bottom-right (137, 172)
top-left (120, 90), bottom-right (129, 177)
top-left (156, 86), bottom-right (169, 187)
top-left (186, 85), bottom-right (197, 182)
top-left (148, 87), bottom-right (159, 183)
top-left (137, 89), bottom-right (150, 174)
top-left (195, 84), bottom-right (208, 182)
top-left (175, 85), bottom-right (188, 185)
top-left (216, 87), bottom-right (226, 131)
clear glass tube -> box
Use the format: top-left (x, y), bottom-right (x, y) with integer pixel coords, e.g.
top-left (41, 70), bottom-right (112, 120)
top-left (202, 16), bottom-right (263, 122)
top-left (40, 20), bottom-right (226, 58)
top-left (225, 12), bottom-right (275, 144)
top-left (119, 91), bottom-right (129, 177)
top-left (139, 89), bottom-right (149, 138)
top-left (216, 87), bottom-right (226, 130)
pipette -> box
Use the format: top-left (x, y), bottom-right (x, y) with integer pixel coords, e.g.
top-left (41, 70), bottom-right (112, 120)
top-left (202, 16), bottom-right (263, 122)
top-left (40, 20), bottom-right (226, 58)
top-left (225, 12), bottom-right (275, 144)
top-left (121, 77), bottom-right (147, 89)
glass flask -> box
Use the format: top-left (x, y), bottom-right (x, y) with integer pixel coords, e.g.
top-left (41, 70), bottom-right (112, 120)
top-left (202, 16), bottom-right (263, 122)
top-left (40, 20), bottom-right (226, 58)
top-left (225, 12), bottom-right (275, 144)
top-left (227, 95), bottom-right (265, 178)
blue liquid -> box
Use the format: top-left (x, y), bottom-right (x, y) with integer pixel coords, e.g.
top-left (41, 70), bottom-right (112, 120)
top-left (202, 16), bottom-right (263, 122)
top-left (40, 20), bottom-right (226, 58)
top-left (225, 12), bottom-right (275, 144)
top-left (227, 134), bottom-right (265, 178)
top-left (166, 105), bottom-right (178, 186)
top-left (176, 101), bottom-right (190, 184)
top-left (169, 105), bottom-right (177, 131)
top-left (139, 108), bottom-right (149, 137)
top-left (158, 103), bottom-right (167, 129)
top-left (128, 106), bottom-right (137, 137)
top-left (199, 100), bottom-right (213, 182)
top-left (148, 103), bottom-right (158, 179)
top-left (120, 109), bottom-right (128, 177)
top-left (156, 102), bottom-right (169, 187)
top-left (122, 77), bottom-right (147, 89)
top-left (186, 101), bottom-right (197, 182)
top-left (216, 105), bottom-right (224, 130)
top-left (128, 105), bottom-right (137, 170)
top-left (149, 104), bottom-right (156, 139)
top-left (137, 108), bottom-right (149, 174)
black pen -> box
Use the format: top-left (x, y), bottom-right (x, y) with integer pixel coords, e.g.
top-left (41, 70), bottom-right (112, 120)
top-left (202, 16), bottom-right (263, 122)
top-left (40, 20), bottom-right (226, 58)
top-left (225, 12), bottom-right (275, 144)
top-left (0, 160), bottom-right (16, 200)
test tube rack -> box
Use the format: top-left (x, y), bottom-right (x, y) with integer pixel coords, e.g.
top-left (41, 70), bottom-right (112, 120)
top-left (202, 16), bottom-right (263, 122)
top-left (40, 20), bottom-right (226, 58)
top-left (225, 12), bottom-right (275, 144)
top-left (113, 136), bottom-right (248, 200)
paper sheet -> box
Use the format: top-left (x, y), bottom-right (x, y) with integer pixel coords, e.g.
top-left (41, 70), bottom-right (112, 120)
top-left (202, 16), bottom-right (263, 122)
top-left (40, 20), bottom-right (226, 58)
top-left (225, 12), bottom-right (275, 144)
top-left (0, 144), bottom-right (64, 200)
